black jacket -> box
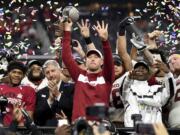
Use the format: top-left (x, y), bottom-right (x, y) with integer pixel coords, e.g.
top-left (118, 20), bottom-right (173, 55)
top-left (34, 81), bottom-right (74, 126)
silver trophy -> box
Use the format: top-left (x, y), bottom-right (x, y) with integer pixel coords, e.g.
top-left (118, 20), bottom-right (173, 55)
top-left (62, 6), bottom-right (79, 22)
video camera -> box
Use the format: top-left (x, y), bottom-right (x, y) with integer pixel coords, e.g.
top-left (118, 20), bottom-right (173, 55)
top-left (131, 114), bottom-right (155, 135)
top-left (0, 96), bottom-right (8, 107)
top-left (0, 96), bottom-right (7, 125)
top-left (72, 103), bottom-right (116, 135)
top-left (72, 117), bottom-right (93, 135)
top-left (71, 40), bottom-right (78, 47)
top-left (135, 122), bottom-right (155, 135)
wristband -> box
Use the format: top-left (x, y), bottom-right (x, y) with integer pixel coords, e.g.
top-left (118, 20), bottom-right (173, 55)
top-left (84, 37), bottom-right (92, 44)
top-left (119, 26), bottom-right (125, 36)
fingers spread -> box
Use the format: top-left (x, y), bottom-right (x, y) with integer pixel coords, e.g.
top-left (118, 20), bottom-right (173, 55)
top-left (96, 21), bottom-right (101, 29)
top-left (105, 23), bottom-right (108, 30)
top-left (85, 19), bottom-right (90, 28)
top-left (81, 19), bottom-right (85, 26)
top-left (77, 22), bottom-right (81, 28)
top-left (102, 20), bottom-right (104, 29)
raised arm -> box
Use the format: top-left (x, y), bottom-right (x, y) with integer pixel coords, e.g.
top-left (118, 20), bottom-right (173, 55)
top-left (77, 19), bottom-right (96, 50)
top-left (130, 46), bottom-right (138, 60)
top-left (94, 21), bottom-right (114, 84)
top-left (61, 19), bottom-right (82, 81)
top-left (130, 33), bottom-right (154, 65)
top-left (117, 17), bottom-right (134, 71)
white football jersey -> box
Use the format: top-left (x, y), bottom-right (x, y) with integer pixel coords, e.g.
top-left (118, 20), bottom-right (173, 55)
top-left (122, 72), bottom-right (175, 127)
top-left (168, 75), bottom-right (180, 127)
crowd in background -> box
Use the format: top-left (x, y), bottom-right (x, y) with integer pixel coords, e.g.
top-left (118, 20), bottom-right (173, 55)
top-left (0, 1), bottom-right (179, 135)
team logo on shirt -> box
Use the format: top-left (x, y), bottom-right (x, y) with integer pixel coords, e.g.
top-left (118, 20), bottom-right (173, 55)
top-left (17, 93), bottom-right (23, 99)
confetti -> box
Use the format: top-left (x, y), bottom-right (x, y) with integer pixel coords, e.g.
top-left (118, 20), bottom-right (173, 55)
top-left (134, 0), bottom-right (180, 55)
top-left (73, 27), bottom-right (78, 31)
top-left (91, 13), bottom-right (95, 16)
top-left (54, 2), bottom-right (58, 5)
top-left (161, 1), bottom-right (166, 6)
top-left (74, 3), bottom-right (79, 7)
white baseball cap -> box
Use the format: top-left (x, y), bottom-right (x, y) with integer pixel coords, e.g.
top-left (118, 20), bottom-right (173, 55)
top-left (86, 49), bottom-right (103, 58)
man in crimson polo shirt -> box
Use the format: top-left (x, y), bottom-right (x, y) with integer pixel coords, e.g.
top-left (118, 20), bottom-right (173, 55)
top-left (0, 61), bottom-right (36, 126)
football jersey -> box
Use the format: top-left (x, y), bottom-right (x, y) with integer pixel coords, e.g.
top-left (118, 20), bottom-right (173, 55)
top-left (0, 84), bottom-right (36, 126)
top-left (168, 75), bottom-right (180, 127)
top-left (122, 72), bottom-right (174, 127)
top-left (110, 77), bottom-right (124, 108)
top-left (109, 73), bottom-right (127, 122)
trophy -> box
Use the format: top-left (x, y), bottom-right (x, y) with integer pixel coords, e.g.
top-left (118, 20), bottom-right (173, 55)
top-left (62, 6), bottom-right (79, 22)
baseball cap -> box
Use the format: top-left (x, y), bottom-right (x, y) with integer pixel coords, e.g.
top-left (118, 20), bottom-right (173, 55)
top-left (7, 61), bottom-right (27, 74)
top-left (113, 54), bottom-right (122, 66)
top-left (28, 60), bottom-right (42, 68)
top-left (86, 49), bottom-right (103, 58)
top-left (134, 61), bottom-right (149, 71)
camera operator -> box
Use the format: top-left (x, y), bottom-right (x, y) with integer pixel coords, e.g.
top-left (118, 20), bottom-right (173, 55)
top-left (55, 122), bottom-right (111, 135)
top-left (70, 118), bottom-right (112, 135)
top-left (54, 104), bottom-right (113, 135)
top-left (70, 104), bottom-right (115, 135)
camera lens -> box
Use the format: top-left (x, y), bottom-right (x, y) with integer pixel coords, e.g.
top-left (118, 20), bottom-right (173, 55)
top-left (72, 41), bottom-right (78, 47)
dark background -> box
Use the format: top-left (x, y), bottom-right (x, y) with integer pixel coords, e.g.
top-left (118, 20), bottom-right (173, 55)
top-left (0, 0), bottom-right (179, 58)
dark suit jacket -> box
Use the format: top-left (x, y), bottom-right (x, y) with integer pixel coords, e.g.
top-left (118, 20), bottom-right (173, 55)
top-left (34, 81), bottom-right (74, 126)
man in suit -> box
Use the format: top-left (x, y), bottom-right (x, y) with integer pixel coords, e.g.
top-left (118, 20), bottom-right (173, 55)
top-left (34, 60), bottom-right (74, 126)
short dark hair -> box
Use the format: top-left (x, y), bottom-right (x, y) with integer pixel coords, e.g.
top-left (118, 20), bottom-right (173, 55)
top-left (134, 61), bottom-right (149, 72)
top-left (113, 53), bottom-right (122, 66)
top-left (27, 60), bottom-right (42, 68)
top-left (7, 61), bottom-right (26, 74)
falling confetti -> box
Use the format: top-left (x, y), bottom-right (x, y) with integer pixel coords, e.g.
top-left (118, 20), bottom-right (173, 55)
top-left (0, 0), bottom-right (67, 56)
top-left (0, 0), bottom-right (81, 75)
top-left (135, 0), bottom-right (180, 56)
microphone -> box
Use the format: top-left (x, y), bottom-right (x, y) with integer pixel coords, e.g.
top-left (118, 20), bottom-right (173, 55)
top-left (21, 108), bottom-right (36, 130)
top-left (21, 108), bottom-right (29, 117)
top-left (0, 96), bottom-right (8, 107)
